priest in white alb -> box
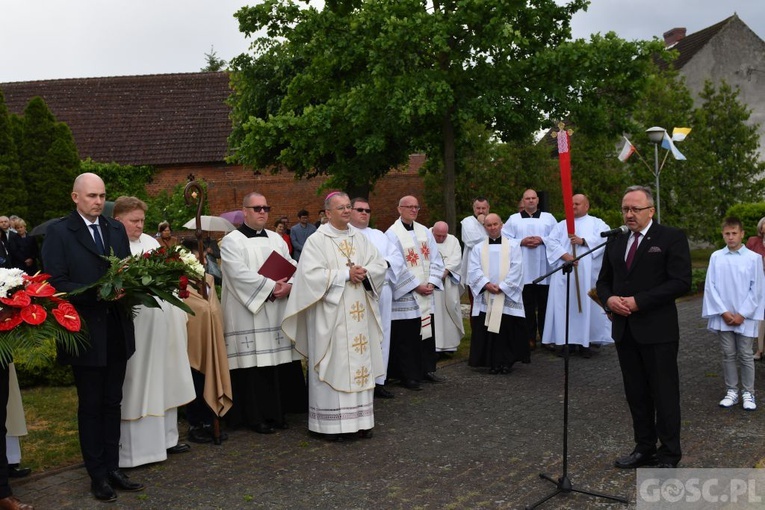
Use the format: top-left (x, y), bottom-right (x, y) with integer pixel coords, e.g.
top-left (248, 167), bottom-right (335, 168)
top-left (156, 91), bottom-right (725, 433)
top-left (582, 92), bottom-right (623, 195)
top-left (541, 194), bottom-right (613, 357)
top-left (113, 196), bottom-right (196, 468)
top-left (349, 197), bottom-right (409, 400)
top-left (386, 195), bottom-right (445, 391)
top-left (459, 197), bottom-right (490, 294)
top-left (468, 213), bottom-right (527, 373)
top-left (431, 221), bottom-right (465, 353)
top-left (282, 192), bottom-right (387, 440)
top-left (221, 192), bottom-right (306, 434)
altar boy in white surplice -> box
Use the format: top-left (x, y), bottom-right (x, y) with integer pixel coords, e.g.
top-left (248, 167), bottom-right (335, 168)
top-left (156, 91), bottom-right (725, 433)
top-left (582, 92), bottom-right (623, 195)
top-left (282, 192), bottom-right (387, 441)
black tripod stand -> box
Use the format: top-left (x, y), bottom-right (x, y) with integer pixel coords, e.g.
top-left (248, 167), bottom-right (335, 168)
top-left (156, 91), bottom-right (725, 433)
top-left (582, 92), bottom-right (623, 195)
top-left (525, 238), bottom-right (628, 509)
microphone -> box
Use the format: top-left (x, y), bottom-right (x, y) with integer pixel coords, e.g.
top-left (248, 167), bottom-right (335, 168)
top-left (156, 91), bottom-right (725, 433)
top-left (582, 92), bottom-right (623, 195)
top-left (600, 225), bottom-right (629, 238)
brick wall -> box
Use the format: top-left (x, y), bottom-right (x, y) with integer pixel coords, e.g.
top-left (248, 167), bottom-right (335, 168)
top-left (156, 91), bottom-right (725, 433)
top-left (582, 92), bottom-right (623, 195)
top-left (146, 154), bottom-right (431, 231)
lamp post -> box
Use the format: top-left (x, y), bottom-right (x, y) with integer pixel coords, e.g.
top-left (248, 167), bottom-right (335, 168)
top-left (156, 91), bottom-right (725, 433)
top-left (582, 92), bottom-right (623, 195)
top-left (645, 126), bottom-right (665, 224)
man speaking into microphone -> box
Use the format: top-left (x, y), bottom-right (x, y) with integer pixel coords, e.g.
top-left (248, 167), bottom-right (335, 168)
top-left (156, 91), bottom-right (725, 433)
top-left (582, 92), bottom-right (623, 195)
top-left (596, 185), bottom-right (691, 470)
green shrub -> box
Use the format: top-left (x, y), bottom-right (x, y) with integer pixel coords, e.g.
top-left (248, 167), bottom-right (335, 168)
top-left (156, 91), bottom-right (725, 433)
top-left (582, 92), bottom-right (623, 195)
top-left (690, 267), bottom-right (707, 295)
top-left (13, 339), bottom-right (74, 388)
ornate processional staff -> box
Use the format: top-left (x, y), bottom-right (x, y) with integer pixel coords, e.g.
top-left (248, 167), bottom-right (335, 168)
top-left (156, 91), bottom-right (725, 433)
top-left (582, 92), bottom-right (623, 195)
top-left (551, 122), bottom-right (581, 313)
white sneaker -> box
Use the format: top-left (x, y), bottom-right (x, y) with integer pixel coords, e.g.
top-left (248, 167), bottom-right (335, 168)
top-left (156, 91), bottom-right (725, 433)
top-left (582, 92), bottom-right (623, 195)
top-left (719, 389), bottom-right (739, 408)
top-left (742, 392), bottom-right (756, 411)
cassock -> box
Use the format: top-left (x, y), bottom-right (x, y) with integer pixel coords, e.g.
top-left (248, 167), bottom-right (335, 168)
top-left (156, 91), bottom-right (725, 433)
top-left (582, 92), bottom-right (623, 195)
top-left (459, 215), bottom-right (487, 292)
top-left (221, 225), bottom-right (306, 429)
top-left (433, 232), bottom-right (465, 352)
top-left (120, 233), bottom-right (195, 468)
top-left (542, 214), bottom-right (614, 347)
top-left (467, 237), bottom-right (527, 370)
top-left (282, 224), bottom-right (387, 434)
top-left (355, 226), bottom-right (406, 386)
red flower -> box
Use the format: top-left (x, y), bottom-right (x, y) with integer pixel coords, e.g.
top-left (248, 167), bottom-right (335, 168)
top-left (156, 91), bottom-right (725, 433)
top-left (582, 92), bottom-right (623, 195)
top-left (25, 281), bottom-right (57, 297)
top-left (179, 275), bottom-right (189, 288)
top-left (0, 290), bottom-right (32, 308)
top-left (23, 272), bottom-right (52, 284)
top-left (143, 252), bottom-right (152, 259)
top-left (178, 289), bottom-right (190, 299)
top-left (52, 302), bottom-right (81, 332)
top-left (20, 304), bottom-right (47, 325)
top-left (0, 309), bottom-right (22, 331)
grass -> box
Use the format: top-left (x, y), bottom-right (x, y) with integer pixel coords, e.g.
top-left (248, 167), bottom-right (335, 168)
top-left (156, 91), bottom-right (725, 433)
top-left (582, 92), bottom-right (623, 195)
top-left (19, 385), bottom-right (81, 473)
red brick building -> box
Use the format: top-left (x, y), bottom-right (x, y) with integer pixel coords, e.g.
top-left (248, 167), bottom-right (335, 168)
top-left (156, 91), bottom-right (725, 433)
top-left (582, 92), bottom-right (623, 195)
top-left (1, 72), bottom-right (428, 230)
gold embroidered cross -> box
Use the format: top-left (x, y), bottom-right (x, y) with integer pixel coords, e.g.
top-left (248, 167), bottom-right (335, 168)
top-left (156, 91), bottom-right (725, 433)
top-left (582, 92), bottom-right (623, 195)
top-left (350, 301), bottom-right (365, 322)
top-left (352, 334), bottom-right (368, 354)
top-left (354, 366), bottom-right (370, 387)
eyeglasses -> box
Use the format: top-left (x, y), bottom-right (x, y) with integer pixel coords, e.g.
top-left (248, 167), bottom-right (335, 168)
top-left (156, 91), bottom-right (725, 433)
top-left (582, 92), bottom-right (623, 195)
top-left (621, 206), bottom-right (653, 215)
top-left (400, 205), bottom-right (421, 210)
top-left (245, 205), bottom-right (271, 213)
top-left (353, 208), bottom-right (371, 214)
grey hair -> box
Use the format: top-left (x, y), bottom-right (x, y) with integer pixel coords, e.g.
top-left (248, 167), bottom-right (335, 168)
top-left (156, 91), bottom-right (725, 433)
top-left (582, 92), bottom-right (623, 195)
top-left (757, 217), bottom-right (765, 236)
top-left (324, 192), bottom-right (349, 210)
top-left (624, 185), bottom-right (654, 206)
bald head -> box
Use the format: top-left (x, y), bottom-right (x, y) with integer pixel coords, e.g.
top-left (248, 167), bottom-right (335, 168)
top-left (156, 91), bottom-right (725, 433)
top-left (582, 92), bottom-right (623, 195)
top-left (572, 194), bottom-right (590, 218)
top-left (483, 213), bottom-right (503, 239)
top-left (72, 172), bottom-right (106, 222)
top-left (432, 221), bottom-right (449, 243)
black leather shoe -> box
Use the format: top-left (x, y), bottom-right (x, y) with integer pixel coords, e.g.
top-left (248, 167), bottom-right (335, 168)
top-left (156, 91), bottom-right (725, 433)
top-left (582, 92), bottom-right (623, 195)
top-left (657, 461), bottom-right (679, 468)
top-left (91, 479), bottom-right (118, 502)
top-left (166, 443), bottom-right (190, 454)
top-left (8, 464), bottom-right (31, 478)
top-left (107, 469), bottom-right (145, 492)
top-left (424, 372), bottom-right (445, 383)
top-left (401, 379), bottom-right (422, 391)
top-left (374, 385), bottom-right (395, 399)
top-left (614, 451), bottom-right (658, 469)
top-left (188, 425), bottom-right (214, 444)
top-left (252, 423), bottom-right (276, 434)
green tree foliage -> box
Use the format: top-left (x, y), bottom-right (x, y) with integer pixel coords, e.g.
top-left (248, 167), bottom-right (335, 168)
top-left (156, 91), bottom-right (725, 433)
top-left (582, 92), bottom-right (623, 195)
top-left (0, 91), bottom-right (27, 218)
top-left (15, 97), bottom-right (80, 227)
top-left (229, 0), bottom-right (664, 231)
top-left (687, 81), bottom-right (765, 242)
top-left (145, 181), bottom-right (210, 235)
top-left (201, 46), bottom-right (228, 72)
top-left (80, 159), bottom-right (155, 202)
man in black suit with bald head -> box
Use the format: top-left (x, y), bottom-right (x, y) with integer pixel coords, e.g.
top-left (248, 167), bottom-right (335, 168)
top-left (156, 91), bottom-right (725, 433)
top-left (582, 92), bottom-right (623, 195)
top-left (42, 173), bottom-right (143, 503)
top-left (597, 185), bottom-right (691, 470)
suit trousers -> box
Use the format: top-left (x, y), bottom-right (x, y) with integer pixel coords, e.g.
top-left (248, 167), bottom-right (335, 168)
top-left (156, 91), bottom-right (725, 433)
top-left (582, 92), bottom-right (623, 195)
top-left (615, 325), bottom-right (681, 465)
top-left (72, 309), bottom-right (128, 482)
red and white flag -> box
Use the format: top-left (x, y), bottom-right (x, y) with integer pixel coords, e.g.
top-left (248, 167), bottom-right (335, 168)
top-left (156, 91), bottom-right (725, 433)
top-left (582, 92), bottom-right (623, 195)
top-left (617, 137), bottom-right (635, 162)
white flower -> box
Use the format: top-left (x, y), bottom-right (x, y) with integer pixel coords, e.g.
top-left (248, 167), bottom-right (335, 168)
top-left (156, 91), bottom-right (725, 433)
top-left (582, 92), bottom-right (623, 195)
top-left (178, 248), bottom-right (205, 278)
top-left (0, 268), bottom-right (27, 299)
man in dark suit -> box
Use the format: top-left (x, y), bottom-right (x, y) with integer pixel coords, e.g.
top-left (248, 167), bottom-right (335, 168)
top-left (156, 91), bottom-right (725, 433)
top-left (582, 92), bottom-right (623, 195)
top-left (596, 185), bottom-right (691, 469)
top-left (0, 217), bottom-right (22, 271)
top-left (41, 173), bottom-right (143, 502)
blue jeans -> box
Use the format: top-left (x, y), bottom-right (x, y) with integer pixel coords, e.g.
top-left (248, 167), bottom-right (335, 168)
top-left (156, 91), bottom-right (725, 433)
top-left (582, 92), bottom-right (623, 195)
top-left (718, 331), bottom-right (755, 394)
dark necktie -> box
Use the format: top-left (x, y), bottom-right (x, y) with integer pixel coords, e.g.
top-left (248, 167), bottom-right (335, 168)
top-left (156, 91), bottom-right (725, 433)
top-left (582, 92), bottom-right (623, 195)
top-left (625, 232), bottom-right (641, 269)
top-left (90, 224), bottom-right (106, 255)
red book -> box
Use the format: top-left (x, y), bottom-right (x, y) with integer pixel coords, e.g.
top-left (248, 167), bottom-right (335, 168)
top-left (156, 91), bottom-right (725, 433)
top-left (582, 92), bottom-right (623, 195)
top-left (258, 251), bottom-right (296, 282)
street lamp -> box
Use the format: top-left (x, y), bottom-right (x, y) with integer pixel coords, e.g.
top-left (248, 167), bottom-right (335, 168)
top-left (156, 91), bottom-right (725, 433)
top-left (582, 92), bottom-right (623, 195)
top-left (645, 126), bottom-right (665, 224)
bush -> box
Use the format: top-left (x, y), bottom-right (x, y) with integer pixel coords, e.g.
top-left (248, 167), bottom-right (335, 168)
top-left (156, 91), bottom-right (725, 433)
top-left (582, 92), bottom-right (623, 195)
top-left (690, 267), bottom-right (707, 295)
top-left (13, 339), bottom-right (74, 388)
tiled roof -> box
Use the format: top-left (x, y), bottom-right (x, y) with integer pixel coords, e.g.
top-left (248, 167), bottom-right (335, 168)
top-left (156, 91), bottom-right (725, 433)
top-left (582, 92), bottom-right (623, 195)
top-left (0, 72), bottom-right (232, 166)
top-left (661, 15), bottom-right (735, 70)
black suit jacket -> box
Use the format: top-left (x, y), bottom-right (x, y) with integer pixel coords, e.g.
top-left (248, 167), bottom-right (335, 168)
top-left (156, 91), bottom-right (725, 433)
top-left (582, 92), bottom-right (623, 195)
top-left (596, 222), bottom-right (691, 344)
top-left (41, 211), bottom-right (135, 366)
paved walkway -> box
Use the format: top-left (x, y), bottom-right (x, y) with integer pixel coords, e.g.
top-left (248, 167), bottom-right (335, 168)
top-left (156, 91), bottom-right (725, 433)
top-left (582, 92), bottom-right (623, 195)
top-left (11, 296), bottom-right (765, 509)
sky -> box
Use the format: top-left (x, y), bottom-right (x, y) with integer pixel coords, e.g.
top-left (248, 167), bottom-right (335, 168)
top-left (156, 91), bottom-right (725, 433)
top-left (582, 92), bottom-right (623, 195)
top-left (1, 0), bottom-right (764, 84)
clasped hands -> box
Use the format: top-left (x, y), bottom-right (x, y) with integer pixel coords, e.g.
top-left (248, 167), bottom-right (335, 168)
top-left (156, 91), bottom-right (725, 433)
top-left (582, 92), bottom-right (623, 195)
top-left (721, 311), bottom-right (744, 326)
top-left (349, 264), bottom-right (368, 285)
top-left (521, 235), bottom-right (544, 248)
top-left (606, 295), bottom-right (638, 316)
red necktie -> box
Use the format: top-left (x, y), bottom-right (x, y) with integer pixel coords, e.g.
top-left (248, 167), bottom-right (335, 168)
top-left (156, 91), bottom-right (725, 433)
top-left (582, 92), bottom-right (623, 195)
top-left (625, 232), bottom-right (641, 269)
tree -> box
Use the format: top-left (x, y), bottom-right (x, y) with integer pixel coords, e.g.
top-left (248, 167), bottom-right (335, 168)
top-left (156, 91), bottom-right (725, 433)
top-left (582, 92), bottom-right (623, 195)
top-left (229, 0), bottom-right (664, 231)
top-left (0, 91), bottom-right (27, 218)
top-left (686, 81), bottom-right (765, 242)
top-left (16, 97), bottom-right (80, 227)
top-left (201, 46), bottom-right (228, 72)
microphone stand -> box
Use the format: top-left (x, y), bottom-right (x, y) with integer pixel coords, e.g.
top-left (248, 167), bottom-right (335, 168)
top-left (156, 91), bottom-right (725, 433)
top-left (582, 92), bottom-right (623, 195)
top-left (525, 237), bottom-right (628, 509)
